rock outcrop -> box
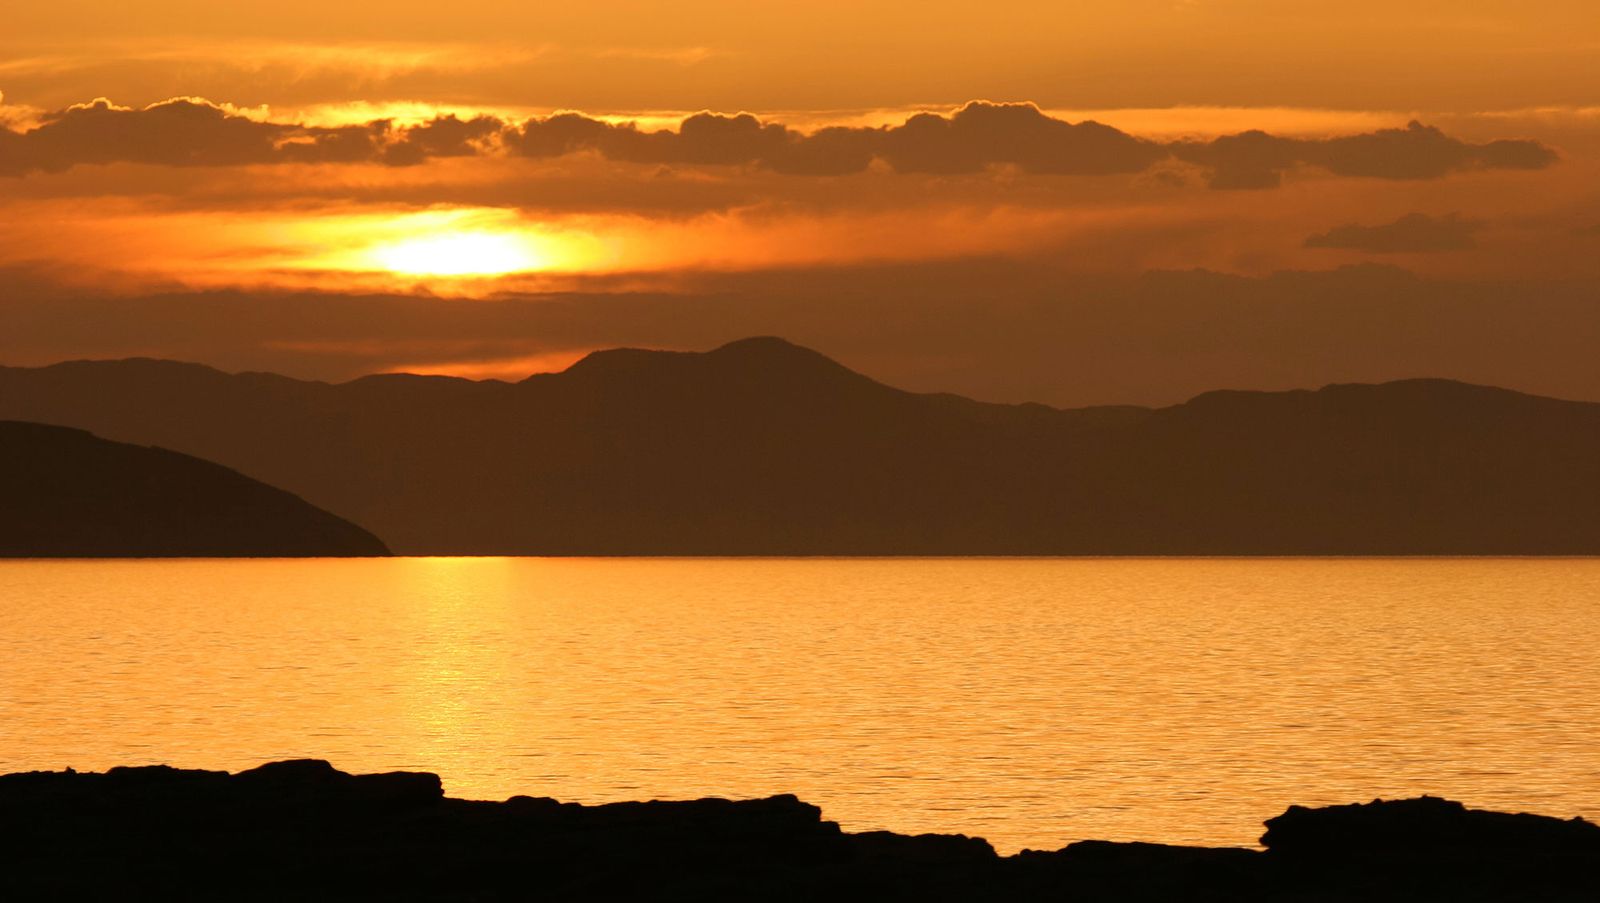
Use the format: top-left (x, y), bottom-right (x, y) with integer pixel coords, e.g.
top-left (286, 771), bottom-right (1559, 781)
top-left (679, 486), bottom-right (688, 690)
top-left (2, 760), bottom-right (1595, 900)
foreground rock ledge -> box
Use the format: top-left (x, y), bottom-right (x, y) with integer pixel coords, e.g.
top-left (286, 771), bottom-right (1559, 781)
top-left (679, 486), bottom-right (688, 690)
top-left (2, 761), bottom-right (1596, 901)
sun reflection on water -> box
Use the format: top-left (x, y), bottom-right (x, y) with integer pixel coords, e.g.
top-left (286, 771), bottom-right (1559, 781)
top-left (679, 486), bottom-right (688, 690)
top-left (6, 557), bottom-right (1600, 852)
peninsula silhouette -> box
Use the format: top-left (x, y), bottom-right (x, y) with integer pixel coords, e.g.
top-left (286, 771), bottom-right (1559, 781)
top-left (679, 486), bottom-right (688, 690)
top-left (2, 338), bottom-right (1597, 555)
top-left (0, 420), bottom-right (388, 557)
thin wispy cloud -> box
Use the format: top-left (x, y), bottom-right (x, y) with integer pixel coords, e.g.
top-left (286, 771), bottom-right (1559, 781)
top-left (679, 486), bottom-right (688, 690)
top-left (1305, 213), bottom-right (1483, 253)
top-left (590, 46), bottom-right (724, 65)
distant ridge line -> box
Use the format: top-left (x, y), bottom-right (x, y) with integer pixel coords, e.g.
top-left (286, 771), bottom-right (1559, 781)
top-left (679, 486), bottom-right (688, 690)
top-left (12, 339), bottom-right (1586, 413)
top-left (3, 337), bottom-right (1597, 556)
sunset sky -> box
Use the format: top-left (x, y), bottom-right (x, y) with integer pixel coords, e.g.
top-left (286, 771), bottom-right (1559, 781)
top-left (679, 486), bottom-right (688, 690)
top-left (3, 1), bottom-right (1598, 404)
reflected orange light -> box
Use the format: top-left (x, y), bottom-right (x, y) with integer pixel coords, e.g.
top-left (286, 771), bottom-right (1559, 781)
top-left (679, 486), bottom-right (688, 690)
top-left (393, 350), bottom-right (590, 381)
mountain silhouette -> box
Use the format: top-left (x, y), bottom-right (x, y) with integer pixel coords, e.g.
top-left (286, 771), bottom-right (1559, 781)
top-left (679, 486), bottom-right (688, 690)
top-left (0, 421), bottom-right (388, 557)
top-left (2, 337), bottom-right (1597, 555)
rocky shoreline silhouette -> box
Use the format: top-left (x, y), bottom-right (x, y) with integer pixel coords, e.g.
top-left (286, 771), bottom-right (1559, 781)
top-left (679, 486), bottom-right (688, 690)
top-left (3, 760), bottom-right (1595, 901)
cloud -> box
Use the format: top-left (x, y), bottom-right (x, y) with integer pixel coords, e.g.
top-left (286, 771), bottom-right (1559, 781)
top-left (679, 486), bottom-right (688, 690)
top-left (1304, 212), bottom-right (1482, 253)
top-left (506, 109), bottom-right (881, 176)
top-left (877, 103), bottom-right (1166, 175)
top-left (505, 104), bottom-right (1557, 184)
top-left (379, 114), bottom-right (503, 166)
top-left (590, 46), bottom-right (722, 65)
top-left (1172, 121), bottom-right (1558, 189)
top-left (1, 98), bottom-right (1560, 189)
top-left (0, 97), bottom-right (392, 175)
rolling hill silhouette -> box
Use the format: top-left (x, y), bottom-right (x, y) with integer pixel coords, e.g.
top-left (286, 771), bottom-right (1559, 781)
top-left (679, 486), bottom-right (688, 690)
top-left (0, 421), bottom-right (388, 557)
top-left (2, 337), bottom-right (1597, 555)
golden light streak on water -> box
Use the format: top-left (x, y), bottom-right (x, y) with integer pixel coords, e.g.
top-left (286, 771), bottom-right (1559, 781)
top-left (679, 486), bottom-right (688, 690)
top-left (2, 557), bottom-right (1597, 852)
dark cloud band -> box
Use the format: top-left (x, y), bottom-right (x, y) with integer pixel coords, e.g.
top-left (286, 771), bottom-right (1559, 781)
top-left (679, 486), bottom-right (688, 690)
top-left (0, 98), bottom-right (501, 176)
top-left (0, 98), bottom-right (1559, 188)
top-left (1305, 212), bottom-right (1482, 253)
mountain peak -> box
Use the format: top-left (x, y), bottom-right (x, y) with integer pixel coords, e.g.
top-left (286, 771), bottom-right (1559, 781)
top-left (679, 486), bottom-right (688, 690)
top-left (705, 336), bottom-right (863, 374)
top-left (552, 336), bottom-right (871, 389)
top-left (707, 335), bottom-right (810, 355)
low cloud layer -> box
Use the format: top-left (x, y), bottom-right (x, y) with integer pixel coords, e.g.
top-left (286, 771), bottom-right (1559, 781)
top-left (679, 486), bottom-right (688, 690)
top-left (505, 103), bottom-right (1167, 176)
top-left (1172, 123), bottom-right (1555, 189)
top-left (0, 98), bottom-right (1559, 188)
top-left (0, 98), bottom-right (500, 176)
top-left (1305, 213), bottom-right (1482, 253)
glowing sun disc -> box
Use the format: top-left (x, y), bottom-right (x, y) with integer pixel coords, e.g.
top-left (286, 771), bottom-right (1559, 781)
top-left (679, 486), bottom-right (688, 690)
top-left (370, 231), bottom-right (545, 276)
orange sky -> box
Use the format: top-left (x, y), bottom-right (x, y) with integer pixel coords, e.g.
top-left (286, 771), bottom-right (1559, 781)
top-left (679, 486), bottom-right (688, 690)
top-left (2, 2), bottom-right (1598, 400)
top-left (7, 2), bottom-right (1600, 111)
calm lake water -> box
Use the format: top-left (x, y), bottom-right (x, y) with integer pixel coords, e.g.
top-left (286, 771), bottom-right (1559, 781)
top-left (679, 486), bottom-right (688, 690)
top-left (3, 558), bottom-right (1598, 851)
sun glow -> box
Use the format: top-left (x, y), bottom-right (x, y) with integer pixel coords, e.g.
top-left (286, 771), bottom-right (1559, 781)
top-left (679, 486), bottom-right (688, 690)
top-left (370, 230), bottom-right (546, 276)
top-left (288, 208), bottom-right (603, 282)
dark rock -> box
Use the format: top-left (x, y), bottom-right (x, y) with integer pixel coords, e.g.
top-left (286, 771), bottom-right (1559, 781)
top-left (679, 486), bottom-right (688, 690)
top-left (1260, 795), bottom-right (1600, 901)
top-left (2, 761), bottom-right (1598, 900)
top-left (1013, 840), bottom-right (1265, 902)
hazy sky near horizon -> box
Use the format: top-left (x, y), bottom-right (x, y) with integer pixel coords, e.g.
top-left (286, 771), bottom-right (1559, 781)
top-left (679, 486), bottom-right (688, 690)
top-left (2, 1), bottom-right (1598, 400)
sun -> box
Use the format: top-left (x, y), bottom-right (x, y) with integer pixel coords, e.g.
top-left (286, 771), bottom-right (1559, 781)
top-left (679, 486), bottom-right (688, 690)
top-left (288, 208), bottom-right (597, 282)
top-left (370, 230), bottom-right (547, 277)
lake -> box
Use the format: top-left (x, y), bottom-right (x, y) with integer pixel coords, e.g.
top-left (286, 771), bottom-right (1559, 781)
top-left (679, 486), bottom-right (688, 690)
top-left (2, 557), bottom-right (1597, 852)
